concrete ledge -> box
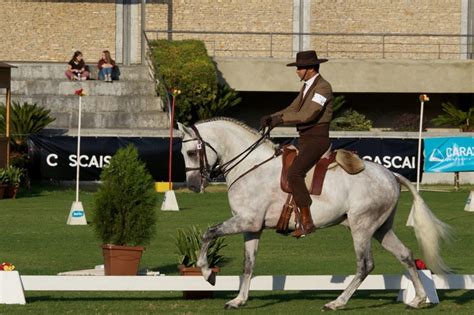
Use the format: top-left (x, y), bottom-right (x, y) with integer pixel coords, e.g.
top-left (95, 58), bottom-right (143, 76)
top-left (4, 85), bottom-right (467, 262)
top-left (215, 57), bottom-right (474, 93)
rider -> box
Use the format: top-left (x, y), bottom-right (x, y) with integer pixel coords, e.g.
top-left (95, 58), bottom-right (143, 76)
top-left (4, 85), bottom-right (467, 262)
top-left (260, 50), bottom-right (333, 238)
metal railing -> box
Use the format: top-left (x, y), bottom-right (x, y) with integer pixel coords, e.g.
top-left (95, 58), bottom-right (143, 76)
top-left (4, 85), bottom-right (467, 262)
top-left (144, 30), bottom-right (474, 60)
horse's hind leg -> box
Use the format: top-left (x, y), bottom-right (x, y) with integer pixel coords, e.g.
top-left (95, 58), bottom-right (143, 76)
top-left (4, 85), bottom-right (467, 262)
top-left (225, 231), bottom-right (262, 309)
top-left (324, 231), bottom-right (375, 310)
top-left (374, 228), bottom-right (427, 308)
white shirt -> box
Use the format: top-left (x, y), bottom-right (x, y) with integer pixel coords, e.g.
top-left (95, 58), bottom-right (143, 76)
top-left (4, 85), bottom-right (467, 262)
top-left (303, 73), bottom-right (319, 97)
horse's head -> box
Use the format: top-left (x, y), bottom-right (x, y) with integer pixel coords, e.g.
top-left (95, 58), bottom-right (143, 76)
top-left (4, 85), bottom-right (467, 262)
top-left (178, 122), bottom-right (219, 193)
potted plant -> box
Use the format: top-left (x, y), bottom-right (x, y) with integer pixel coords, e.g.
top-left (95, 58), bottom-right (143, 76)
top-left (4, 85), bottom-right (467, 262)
top-left (4, 166), bottom-right (23, 199)
top-left (175, 225), bottom-right (226, 299)
top-left (92, 144), bottom-right (158, 275)
top-left (0, 168), bottom-right (7, 199)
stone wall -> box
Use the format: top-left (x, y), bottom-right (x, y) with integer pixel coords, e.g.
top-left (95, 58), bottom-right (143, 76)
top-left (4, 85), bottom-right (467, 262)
top-left (0, 0), bottom-right (467, 62)
top-left (310, 0), bottom-right (464, 59)
top-left (0, 1), bottom-right (117, 62)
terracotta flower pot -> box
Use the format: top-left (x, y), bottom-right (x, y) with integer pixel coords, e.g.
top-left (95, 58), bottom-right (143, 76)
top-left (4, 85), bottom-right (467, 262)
top-left (102, 244), bottom-right (144, 275)
top-left (178, 265), bottom-right (220, 299)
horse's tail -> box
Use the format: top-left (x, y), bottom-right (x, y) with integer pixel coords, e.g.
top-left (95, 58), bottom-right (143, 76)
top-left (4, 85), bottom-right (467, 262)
top-left (393, 172), bottom-right (452, 274)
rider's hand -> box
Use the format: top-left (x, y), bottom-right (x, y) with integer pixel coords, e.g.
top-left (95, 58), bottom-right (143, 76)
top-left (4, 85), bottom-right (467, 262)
top-left (268, 115), bottom-right (283, 129)
top-left (260, 115), bottom-right (273, 128)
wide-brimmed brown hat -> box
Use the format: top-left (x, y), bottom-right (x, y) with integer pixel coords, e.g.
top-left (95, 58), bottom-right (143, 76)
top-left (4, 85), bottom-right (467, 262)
top-left (286, 50), bottom-right (328, 67)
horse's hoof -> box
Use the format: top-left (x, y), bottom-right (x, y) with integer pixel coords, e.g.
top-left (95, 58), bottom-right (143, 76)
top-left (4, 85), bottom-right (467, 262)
top-left (224, 303), bottom-right (239, 310)
top-left (322, 301), bottom-right (343, 311)
top-left (406, 302), bottom-right (433, 310)
top-left (207, 270), bottom-right (216, 286)
top-left (224, 299), bottom-right (245, 309)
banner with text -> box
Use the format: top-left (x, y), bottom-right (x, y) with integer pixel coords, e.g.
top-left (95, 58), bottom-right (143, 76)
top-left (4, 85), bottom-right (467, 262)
top-left (424, 136), bottom-right (474, 173)
top-left (28, 136), bottom-right (419, 181)
top-left (28, 135), bottom-right (186, 181)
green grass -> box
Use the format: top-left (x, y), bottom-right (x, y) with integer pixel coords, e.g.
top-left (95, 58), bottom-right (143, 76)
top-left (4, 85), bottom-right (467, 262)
top-left (0, 184), bottom-right (473, 314)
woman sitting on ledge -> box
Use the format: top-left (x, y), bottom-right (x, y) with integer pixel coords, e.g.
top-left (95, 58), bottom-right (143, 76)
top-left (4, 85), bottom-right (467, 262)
top-left (98, 50), bottom-right (120, 82)
top-left (65, 51), bottom-right (90, 81)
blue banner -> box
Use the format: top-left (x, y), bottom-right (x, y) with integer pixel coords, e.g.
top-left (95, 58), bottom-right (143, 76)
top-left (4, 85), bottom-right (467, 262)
top-left (424, 137), bottom-right (474, 172)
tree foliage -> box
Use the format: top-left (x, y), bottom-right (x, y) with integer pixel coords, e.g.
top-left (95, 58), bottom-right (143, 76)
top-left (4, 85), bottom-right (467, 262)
top-left (0, 101), bottom-right (55, 151)
top-left (431, 102), bottom-right (473, 132)
top-left (93, 144), bottom-right (157, 246)
top-left (150, 39), bottom-right (241, 124)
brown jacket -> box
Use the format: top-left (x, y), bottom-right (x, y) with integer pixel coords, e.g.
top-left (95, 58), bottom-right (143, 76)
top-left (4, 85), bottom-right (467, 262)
top-left (274, 74), bottom-right (333, 133)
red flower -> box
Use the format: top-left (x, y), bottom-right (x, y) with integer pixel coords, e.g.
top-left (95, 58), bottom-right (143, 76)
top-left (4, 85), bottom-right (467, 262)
top-left (169, 88), bottom-right (182, 97)
top-left (415, 259), bottom-right (427, 270)
top-left (0, 262), bottom-right (15, 271)
top-left (419, 94), bottom-right (429, 102)
top-left (74, 89), bottom-right (85, 96)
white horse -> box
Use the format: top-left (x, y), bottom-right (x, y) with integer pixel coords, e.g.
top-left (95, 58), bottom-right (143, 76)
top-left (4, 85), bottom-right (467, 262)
top-left (177, 117), bottom-right (451, 310)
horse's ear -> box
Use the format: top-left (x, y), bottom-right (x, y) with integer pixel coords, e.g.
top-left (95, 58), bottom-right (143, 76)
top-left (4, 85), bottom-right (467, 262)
top-left (177, 122), bottom-right (192, 137)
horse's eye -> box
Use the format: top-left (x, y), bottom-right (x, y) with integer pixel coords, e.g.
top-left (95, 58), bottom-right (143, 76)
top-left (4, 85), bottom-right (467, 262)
top-left (187, 150), bottom-right (197, 157)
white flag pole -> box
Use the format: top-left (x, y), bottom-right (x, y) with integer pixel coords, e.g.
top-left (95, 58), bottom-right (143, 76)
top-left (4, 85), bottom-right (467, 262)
top-left (407, 94), bottom-right (429, 227)
top-left (68, 89), bottom-right (87, 225)
top-left (75, 95), bottom-right (82, 202)
top-left (416, 98), bottom-right (425, 192)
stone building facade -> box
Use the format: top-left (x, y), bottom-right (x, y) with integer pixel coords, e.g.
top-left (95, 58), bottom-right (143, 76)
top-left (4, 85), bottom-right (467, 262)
top-left (0, 0), bottom-right (472, 62)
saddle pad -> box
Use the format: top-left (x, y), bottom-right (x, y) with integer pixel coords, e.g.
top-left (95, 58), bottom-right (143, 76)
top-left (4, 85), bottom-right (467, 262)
top-left (334, 149), bottom-right (365, 174)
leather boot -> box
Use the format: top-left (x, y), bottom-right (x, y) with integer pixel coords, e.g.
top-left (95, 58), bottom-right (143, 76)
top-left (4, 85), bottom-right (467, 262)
top-left (292, 206), bottom-right (316, 238)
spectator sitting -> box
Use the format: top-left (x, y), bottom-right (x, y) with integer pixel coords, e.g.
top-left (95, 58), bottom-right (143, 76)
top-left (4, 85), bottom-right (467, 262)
top-left (65, 51), bottom-right (90, 81)
top-left (98, 50), bottom-right (120, 82)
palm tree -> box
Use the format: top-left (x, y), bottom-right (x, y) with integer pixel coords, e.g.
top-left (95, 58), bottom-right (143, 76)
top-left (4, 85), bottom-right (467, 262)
top-left (431, 102), bottom-right (473, 132)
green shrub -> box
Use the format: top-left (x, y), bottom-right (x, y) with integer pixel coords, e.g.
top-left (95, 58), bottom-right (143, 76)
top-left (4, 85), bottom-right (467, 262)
top-left (431, 102), bottom-right (473, 132)
top-left (174, 225), bottom-right (226, 268)
top-left (0, 101), bottom-right (55, 151)
top-left (330, 109), bottom-right (372, 131)
top-left (150, 39), bottom-right (240, 124)
top-left (93, 144), bottom-right (158, 246)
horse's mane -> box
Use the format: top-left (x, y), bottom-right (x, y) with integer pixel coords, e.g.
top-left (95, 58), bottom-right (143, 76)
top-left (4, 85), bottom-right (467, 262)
top-left (195, 117), bottom-right (276, 147)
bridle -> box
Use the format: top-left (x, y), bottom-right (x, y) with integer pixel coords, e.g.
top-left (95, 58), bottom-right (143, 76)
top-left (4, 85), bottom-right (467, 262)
top-left (182, 125), bottom-right (277, 189)
top-left (182, 125), bottom-right (220, 184)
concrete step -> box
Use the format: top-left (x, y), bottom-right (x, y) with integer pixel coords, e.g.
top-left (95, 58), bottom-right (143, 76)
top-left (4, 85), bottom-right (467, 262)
top-left (9, 62), bottom-right (151, 81)
top-left (9, 95), bottom-right (164, 113)
top-left (8, 95), bottom-right (168, 129)
top-left (58, 110), bottom-right (169, 130)
top-left (7, 79), bottom-right (157, 96)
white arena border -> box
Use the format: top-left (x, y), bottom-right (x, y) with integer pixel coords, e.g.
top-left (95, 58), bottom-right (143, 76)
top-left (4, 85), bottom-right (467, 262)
top-left (1, 271), bottom-right (473, 305)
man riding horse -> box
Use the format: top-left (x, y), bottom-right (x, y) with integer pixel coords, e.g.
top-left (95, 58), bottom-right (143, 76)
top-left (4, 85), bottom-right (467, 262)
top-left (260, 50), bottom-right (333, 238)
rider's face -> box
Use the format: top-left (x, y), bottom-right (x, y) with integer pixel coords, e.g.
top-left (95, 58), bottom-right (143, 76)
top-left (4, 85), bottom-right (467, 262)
top-left (296, 67), bottom-right (316, 81)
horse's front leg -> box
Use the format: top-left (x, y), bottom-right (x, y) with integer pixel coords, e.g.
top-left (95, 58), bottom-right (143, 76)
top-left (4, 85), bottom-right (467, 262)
top-left (225, 231), bottom-right (262, 309)
top-left (197, 215), bottom-right (263, 285)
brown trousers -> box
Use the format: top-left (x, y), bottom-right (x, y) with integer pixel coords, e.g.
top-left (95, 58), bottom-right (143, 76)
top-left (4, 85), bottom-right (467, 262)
top-left (288, 124), bottom-right (330, 208)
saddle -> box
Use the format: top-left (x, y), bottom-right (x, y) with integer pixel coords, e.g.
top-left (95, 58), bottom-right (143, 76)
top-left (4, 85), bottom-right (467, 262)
top-left (280, 145), bottom-right (365, 195)
top-left (276, 145), bottom-right (365, 234)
